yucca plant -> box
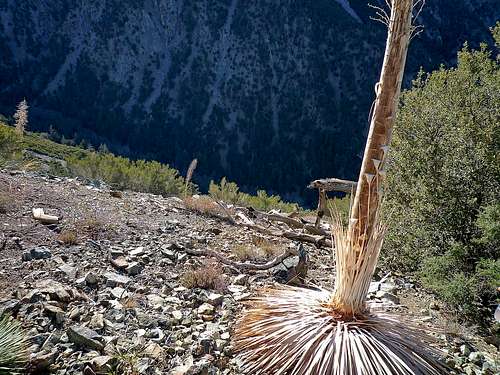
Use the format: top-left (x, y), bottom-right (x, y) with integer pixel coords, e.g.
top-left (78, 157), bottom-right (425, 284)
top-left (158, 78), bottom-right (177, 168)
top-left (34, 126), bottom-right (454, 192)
top-left (235, 1), bottom-right (449, 374)
top-left (0, 315), bottom-right (29, 374)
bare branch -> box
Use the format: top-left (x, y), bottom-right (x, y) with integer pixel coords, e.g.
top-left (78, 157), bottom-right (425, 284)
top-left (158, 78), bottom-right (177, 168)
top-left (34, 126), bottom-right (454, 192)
top-left (183, 247), bottom-right (297, 271)
top-left (368, 4), bottom-right (390, 27)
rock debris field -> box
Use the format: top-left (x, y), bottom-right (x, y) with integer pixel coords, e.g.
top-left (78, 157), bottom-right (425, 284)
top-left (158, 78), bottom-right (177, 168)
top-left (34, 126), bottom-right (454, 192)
top-left (0, 170), bottom-right (498, 374)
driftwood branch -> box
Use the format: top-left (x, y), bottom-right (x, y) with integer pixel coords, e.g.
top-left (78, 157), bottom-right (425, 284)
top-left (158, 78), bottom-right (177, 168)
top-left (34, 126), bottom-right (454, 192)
top-left (235, 212), bottom-right (332, 248)
top-left (308, 178), bottom-right (357, 193)
top-left (183, 247), bottom-right (297, 271)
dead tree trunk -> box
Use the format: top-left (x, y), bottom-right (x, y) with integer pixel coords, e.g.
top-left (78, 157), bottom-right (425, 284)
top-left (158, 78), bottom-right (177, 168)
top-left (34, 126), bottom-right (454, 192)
top-left (350, 0), bottom-right (413, 245)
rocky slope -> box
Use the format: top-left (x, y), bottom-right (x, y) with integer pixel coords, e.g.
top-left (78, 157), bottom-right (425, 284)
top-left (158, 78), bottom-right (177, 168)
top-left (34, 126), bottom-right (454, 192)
top-left (1, 1), bottom-right (499, 203)
top-left (0, 170), bottom-right (498, 374)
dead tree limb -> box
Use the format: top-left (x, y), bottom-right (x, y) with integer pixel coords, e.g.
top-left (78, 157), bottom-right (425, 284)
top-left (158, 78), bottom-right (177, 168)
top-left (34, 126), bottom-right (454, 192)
top-left (235, 214), bottom-right (332, 248)
top-left (183, 247), bottom-right (297, 271)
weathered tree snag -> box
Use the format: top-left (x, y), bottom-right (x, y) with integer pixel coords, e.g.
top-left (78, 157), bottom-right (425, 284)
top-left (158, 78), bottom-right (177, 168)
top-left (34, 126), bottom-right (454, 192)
top-left (308, 178), bottom-right (357, 193)
top-left (350, 0), bottom-right (413, 246)
top-left (307, 178), bottom-right (357, 227)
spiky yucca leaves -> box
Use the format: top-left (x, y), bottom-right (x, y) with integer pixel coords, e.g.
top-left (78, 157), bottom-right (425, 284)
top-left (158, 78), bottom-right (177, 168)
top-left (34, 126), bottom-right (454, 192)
top-left (0, 315), bottom-right (29, 374)
top-left (235, 285), bottom-right (448, 375)
top-left (234, 220), bottom-right (449, 374)
top-left (329, 214), bottom-right (385, 317)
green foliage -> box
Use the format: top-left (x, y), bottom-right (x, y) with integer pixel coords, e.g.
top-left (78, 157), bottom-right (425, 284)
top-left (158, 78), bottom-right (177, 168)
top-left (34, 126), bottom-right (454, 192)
top-left (68, 153), bottom-right (189, 196)
top-left (209, 177), bottom-right (299, 212)
top-left (383, 27), bottom-right (500, 322)
top-left (0, 122), bottom-right (192, 197)
top-left (327, 195), bottom-right (351, 224)
top-left (0, 123), bottom-right (21, 166)
top-left (0, 315), bottom-right (29, 374)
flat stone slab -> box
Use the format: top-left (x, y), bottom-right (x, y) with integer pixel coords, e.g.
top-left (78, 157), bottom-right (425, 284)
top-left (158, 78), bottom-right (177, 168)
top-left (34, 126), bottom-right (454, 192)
top-left (103, 272), bottom-right (131, 287)
top-left (67, 325), bottom-right (104, 351)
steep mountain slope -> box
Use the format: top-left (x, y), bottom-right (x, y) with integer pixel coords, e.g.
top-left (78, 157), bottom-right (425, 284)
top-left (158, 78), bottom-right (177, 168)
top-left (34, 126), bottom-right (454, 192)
top-left (0, 0), bottom-right (498, 203)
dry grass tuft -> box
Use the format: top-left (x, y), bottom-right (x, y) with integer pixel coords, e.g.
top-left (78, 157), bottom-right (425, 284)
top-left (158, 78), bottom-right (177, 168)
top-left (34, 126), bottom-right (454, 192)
top-left (75, 216), bottom-right (109, 240)
top-left (183, 196), bottom-right (231, 220)
top-left (181, 261), bottom-right (227, 292)
top-left (57, 229), bottom-right (78, 246)
top-left (232, 237), bottom-right (282, 262)
top-left (234, 285), bottom-right (449, 375)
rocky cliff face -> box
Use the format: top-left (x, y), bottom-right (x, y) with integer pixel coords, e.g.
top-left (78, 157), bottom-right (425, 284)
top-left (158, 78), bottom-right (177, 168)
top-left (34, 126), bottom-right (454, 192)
top-left (0, 0), bottom-right (498, 203)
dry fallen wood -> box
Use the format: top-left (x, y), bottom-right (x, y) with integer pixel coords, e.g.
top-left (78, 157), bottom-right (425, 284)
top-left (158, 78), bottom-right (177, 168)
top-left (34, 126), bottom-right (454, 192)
top-left (258, 211), bottom-right (329, 237)
top-left (183, 247), bottom-right (297, 271)
top-left (32, 208), bottom-right (59, 224)
top-left (308, 178), bottom-right (357, 193)
top-left (235, 212), bottom-right (332, 248)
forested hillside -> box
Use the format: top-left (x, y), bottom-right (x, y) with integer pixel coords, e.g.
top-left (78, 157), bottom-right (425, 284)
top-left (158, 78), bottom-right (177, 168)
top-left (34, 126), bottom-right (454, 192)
top-left (1, 0), bottom-right (499, 203)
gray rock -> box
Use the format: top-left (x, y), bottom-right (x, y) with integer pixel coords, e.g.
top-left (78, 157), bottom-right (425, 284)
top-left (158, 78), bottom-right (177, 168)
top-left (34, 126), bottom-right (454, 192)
top-left (146, 294), bottom-right (165, 308)
top-left (460, 344), bottom-right (471, 357)
top-left (110, 287), bottom-right (128, 299)
top-left (198, 303), bottom-right (214, 315)
top-left (90, 355), bottom-right (115, 372)
top-left (368, 281), bottom-right (380, 294)
top-left (468, 351), bottom-right (484, 364)
top-left (22, 247), bottom-right (52, 261)
top-left (38, 279), bottom-right (72, 302)
top-left (197, 332), bottom-right (214, 355)
top-left (161, 245), bottom-right (177, 261)
top-left (104, 272), bottom-right (131, 287)
top-left (207, 293), bottom-right (223, 306)
top-left (110, 256), bottom-right (128, 270)
top-left (130, 246), bottom-right (145, 256)
top-left (58, 264), bottom-right (77, 279)
top-left (126, 261), bottom-right (142, 275)
top-left (43, 304), bottom-right (65, 325)
top-left (67, 325), bottom-right (104, 351)
top-left (90, 313), bottom-right (105, 330)
top-left (233, 274), bottom-right (248, 286)
top-left (375, 291), bottom-right (400, 304)
top-left (85, 272), bottom-right (99, 285)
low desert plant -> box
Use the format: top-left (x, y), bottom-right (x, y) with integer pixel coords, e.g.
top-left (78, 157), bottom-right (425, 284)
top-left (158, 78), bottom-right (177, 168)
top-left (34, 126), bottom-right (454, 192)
top-left (232, 237), bottom-right (282, 262)
top-left (67, 152), bottom-right (188, 196)
top-left (183, 196), bottom-right (231, 220)
top-left (75, 216), bottom-right (111, 240)
top-left (57, 230), bottom-right (78, 246)
top-left (181, 261), bottom-right (227, 291)
top-left (0, 315), bottom-right (29, 374)
top-left (209, 177), bottom-right (298, 213)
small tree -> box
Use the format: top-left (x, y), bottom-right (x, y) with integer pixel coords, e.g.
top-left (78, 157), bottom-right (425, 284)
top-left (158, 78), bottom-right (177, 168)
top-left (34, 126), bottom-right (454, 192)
top-left (13, 99), bottom-right (28, 136)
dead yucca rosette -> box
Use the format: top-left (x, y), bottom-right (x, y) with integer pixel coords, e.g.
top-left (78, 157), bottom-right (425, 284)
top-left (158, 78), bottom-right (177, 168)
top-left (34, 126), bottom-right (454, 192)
top-left (234, 216), bottom-right (449, 374)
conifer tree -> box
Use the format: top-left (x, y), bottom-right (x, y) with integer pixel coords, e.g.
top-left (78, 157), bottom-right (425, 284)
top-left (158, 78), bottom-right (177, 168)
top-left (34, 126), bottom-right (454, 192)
top-left (13, 99), bottom-right (28, 137)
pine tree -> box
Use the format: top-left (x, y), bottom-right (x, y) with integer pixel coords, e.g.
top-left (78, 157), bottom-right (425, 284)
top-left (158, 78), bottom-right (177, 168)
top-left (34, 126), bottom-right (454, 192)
top-left (13, 99), bottom-right (28, 136)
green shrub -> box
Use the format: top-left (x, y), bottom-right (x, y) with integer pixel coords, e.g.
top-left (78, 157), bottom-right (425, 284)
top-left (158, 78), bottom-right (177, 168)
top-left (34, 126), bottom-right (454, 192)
top-left (67, 152), bottom-right (190, 196)
top-left (383, 25), bottom-right (500, 323)
top-left (209, 177), bottom-right (298, 212)
top-left (0, 124), bottom-right (21, 166)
